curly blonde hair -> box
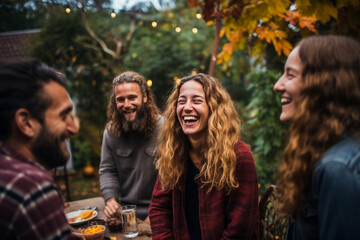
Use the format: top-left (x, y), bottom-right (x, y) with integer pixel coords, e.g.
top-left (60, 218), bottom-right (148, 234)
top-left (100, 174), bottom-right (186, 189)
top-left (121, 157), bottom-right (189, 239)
top-left (276, 36), bottom-right (360, 217)
top-left (156, 73), bottom-right (241, 192)
top-left (106, 71), bottom-right (159, 138)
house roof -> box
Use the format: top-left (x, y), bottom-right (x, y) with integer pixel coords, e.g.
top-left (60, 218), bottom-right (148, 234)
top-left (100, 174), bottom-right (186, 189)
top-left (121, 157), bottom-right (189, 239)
top-left (0, 29), bottom-right (40, 64)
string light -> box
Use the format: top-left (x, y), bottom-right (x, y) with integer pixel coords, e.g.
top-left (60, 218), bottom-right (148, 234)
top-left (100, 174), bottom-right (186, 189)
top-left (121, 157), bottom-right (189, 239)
top-left (151, 21), bottom-right (157, 28)
top-left (65, 5), bottom-right (71, 14)
top-left (175, 27), bottom-right (181, 32)
top-left (111, 9), bottom-right (116, 18)
top-left (174, 76), bottom-right (180, 85)
top-left (192, 27), bottom-right (198, 34)
top-left (147, 80), bottom-right (153, 87)
top-left (196, 12), bottom-right (202, 19)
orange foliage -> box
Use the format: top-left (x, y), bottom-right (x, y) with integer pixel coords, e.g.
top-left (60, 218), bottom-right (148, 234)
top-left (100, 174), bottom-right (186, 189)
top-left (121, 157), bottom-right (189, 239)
top-left (285, 10), bottom-right (318, 33)
top-left (188, 0), bottom-right (360, 64)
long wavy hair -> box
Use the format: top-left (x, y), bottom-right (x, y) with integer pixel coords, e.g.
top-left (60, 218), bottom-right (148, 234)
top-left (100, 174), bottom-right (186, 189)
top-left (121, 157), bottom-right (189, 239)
top-left (156, 73), bottom-right (241, 192)
top-left (106, 71), bottom-right (159, 138)
top-left (277, 35), bottom-right (360, 217)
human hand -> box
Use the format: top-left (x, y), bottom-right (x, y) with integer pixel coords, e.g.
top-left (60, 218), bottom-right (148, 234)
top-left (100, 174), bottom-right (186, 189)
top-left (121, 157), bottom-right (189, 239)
top-left (144, 215), bottom-right (150, 225)
top-left (72, 232), bottom-right (85, 239)
top-left (104, 198), bottom-right (121, 218)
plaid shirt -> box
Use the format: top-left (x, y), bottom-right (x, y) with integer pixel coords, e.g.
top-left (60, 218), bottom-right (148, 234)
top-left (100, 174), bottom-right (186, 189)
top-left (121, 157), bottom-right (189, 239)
top-left (0, 142), bottom-right (74, 240)
top-left (149, 140), bottom-right (259, 240)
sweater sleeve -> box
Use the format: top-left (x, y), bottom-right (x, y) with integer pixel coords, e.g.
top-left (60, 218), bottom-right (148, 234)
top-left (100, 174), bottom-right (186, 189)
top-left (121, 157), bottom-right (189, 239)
top-left (221, 140), bottom-right (259, 240)
top-left (99, 129), bottom-right (121, 202)
top-left (149, 176), bottom-right (174, 240)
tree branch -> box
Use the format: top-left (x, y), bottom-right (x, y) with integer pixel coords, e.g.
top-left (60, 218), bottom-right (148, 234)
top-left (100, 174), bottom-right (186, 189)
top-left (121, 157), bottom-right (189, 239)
top-left (115, 41), bottom-right (122, 57)
top-left (123, 15), bottom-right (136, 54)
top-left (208, 3), bottom-right (221, 76)
top-left (80, 0), bottom-right (118, 59)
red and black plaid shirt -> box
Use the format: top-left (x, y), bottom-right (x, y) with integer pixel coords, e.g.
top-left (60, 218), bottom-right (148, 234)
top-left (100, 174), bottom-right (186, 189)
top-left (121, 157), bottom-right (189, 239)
top-left (149, 140), bottom-right (259, 240)
top-left (0, 142), bottom-right (75, 240)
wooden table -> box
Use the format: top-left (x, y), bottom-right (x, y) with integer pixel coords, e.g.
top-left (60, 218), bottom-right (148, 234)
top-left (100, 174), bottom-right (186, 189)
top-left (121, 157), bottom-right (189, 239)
top-left (64, 197), bottom-right (152, 240)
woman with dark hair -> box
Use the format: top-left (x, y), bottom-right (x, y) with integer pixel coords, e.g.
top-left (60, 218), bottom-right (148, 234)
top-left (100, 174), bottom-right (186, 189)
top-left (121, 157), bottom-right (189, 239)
top-left (274, 35), bottom-right (360, 239)
top-left (149, 73), bottom-right (259, 239)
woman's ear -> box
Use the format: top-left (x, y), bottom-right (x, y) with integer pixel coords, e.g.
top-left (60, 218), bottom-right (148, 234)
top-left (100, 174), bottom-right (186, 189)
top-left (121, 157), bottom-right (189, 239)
top-left (13, 108), bottom-right (38, 138)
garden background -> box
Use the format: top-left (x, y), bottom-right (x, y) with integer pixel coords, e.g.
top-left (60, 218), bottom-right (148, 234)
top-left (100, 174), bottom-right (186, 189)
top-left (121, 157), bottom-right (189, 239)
top-left (1, 0), bottom-right (360, 201)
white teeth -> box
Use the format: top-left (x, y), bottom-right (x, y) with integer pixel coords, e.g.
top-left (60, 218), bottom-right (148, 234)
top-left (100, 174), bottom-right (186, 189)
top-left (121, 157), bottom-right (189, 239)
top-left (183, 116), bottom-right (198, 121)
top-left (281, 98), bottom-right (291, 104)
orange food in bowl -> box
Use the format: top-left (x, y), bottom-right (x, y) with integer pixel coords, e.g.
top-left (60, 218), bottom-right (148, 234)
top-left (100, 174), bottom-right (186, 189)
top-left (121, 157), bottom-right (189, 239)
top-left (84, 225), bottom-right (103, 234)
top-left (80, 209), bottom-right (94, 219)
top-left (82, 225), bottom-right (106, 240)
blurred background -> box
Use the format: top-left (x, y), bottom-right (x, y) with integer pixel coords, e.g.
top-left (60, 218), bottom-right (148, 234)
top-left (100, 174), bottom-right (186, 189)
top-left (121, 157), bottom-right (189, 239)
top-left (1, 0), bottom-right (359, 201)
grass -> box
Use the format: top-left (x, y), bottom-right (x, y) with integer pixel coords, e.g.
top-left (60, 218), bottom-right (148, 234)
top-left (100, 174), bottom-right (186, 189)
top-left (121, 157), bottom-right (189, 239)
top-left (55, 168), bottom-right (102, 202)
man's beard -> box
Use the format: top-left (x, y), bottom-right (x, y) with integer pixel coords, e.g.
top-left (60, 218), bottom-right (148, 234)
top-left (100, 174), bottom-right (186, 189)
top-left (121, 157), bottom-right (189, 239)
top-left (119, 104), bottom-right (147, 134)
top-left (31, 125), bottom-right (70, 169)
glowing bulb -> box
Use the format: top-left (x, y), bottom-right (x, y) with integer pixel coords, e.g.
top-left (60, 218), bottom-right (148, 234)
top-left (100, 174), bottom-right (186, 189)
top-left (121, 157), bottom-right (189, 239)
top-left (196, 13), bottom-right (202, 19)
top-left (192, 27), bottom-right (198, 34)
top-left (174, 77), bottom-right (180, 85)
top-left (65, 6), bottom-right (71, 14)
top-left (147, 80), bottom-right (152, 87)
top-left (152, 21), bottom-right (157, 28)
top-left (175, 27), bottom-right (181, 32)
top-left (111, 10), bottom-right (116, 18)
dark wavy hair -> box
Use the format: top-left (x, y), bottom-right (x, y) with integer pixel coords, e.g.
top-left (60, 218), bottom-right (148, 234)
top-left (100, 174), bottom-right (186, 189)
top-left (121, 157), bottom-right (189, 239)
top-left (0, 59), bottom-right (66, 141)
top-left (105, 71), bottom-right (159, 137)
top-left (276, 35), bottom-right (360, 217)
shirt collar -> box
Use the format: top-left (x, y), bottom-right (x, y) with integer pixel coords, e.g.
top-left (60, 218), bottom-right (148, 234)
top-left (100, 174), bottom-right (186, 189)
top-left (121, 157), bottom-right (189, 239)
top-left (0, 141), bottom-right (47, 171)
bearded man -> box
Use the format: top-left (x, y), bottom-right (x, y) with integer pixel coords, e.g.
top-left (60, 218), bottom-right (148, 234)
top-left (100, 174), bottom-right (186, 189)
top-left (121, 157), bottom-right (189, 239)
top-left (0, 59), bottom-right (83, 239)
top-left (99, 71), bottom-right (163, 224)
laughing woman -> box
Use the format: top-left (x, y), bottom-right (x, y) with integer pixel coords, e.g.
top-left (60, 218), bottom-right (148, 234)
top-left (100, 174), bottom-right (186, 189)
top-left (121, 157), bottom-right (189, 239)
top-left (149, 74), bottom-right (259, 240)
top-left (274, 35), bottom-right (360, 240)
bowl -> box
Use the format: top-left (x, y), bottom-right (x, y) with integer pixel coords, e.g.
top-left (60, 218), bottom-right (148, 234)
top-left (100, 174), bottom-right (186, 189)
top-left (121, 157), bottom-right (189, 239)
top-left (106, 217), bottom-right (122, 232)
top-left (81, 225), bottom-right (106, 240)
top-left (87, 219), bottom-right (106, 227)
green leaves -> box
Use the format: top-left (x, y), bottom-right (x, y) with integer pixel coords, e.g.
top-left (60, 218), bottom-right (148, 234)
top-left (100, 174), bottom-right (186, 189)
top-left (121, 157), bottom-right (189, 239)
top-left (245, 69), bottom-right (287, 192)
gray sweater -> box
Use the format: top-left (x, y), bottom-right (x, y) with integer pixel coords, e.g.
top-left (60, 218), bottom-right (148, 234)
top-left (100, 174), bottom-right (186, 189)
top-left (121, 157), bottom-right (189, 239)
top-left (99, 116), bottom-right (163, 220)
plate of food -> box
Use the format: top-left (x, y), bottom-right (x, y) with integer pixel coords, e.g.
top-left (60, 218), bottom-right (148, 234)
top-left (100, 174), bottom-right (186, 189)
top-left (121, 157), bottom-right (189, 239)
top-left (66, 209), bottom-right (98, 226)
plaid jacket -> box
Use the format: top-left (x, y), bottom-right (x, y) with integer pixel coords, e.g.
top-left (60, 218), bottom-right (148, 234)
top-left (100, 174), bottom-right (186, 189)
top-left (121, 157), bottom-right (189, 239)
top-left (149, 140), bottom-right (259, 240)
top-left (0, 142), bottom-right (74, 240)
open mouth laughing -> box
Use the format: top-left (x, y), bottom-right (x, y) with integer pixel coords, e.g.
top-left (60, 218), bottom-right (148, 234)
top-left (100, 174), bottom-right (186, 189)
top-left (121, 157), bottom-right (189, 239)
top-left (183, 115), bottom-right (199, 124)
top-left (121, 108), bottom-right (137, 121)
top-left (123, 109), bottom-right (136, 114)
top-left (281, 97), bottom-right (292, 105)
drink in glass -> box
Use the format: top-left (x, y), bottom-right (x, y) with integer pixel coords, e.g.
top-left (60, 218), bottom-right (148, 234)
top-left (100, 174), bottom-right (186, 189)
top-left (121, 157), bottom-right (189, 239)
top-left (121, 205), bottom-right (138, 238)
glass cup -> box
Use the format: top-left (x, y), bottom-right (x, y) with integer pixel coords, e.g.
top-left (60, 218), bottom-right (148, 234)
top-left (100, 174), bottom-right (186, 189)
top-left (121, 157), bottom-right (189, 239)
top-left (121, 205), bottom-right (138, 238)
